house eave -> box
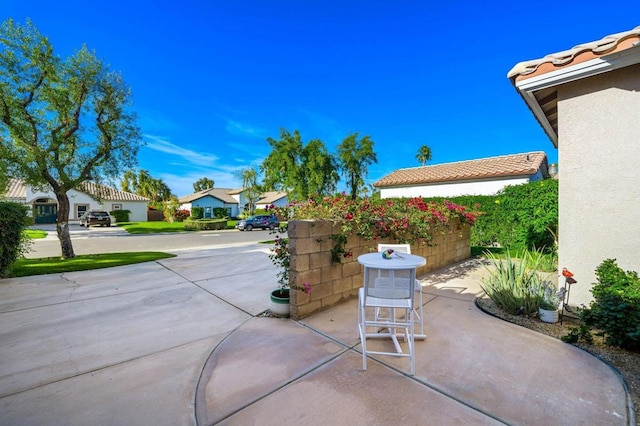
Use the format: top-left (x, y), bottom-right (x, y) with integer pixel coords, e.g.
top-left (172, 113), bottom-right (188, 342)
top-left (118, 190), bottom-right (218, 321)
top-left (513, 45), bottom-right (640, 148)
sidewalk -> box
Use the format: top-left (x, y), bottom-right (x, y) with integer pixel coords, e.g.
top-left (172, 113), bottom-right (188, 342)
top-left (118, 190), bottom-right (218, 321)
top-left (0, 247), bottom-right (632, 425)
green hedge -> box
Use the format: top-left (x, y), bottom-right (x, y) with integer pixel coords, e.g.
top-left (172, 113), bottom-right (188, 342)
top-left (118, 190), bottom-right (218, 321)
top-left (183, 219), bottom-right (227, 231)
top-left (109, 210), bottom-right (130, 223)
top-left (425, 178), bottom-right (558, 251)
top-left (191, 206), bottom-right (204, 219)
top-left (0, 202), bottom-right (31, 278)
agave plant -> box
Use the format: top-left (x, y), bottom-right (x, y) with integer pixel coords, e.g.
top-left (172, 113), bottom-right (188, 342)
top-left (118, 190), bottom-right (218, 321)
top-left (480, 250), bottom-right (548, 315)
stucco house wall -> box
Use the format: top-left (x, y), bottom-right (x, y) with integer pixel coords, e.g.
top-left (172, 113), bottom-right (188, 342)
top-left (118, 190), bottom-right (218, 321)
top-left (380, 176), bottom-right (533, 198)
top-left (191, 197), bottom-right (236, 218)
top-left (557, 63), bottom-right (640, 304)
top-left (27, 186), bottom-right (148, 222)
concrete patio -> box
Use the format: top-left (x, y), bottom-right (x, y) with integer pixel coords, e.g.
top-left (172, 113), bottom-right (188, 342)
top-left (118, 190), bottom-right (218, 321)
top-left (0, 244), bottom-right (632, 425)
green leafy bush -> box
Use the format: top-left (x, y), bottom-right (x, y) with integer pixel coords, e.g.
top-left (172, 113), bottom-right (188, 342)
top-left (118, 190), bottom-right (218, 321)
top-left (109, 210), bottom-right (130, 223)
top-left (426, 179), bottom-right (558, 251)
top-left (0, 202), bottom-right (31, 278)
top-left (578, 259), bottom-right (640, 349)
top-left (480, 250), bottom-right (551, 315)
top-left (183, 219), bottom-right (227, 231)
top-left (213, 207), bottom-right (228, 219)
top-left (191, 206), bottom-right (204, 219)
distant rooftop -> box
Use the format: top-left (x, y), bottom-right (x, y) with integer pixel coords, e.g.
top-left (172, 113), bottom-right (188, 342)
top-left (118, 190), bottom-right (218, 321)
top-left (374, 152), bottom-right (547, 188)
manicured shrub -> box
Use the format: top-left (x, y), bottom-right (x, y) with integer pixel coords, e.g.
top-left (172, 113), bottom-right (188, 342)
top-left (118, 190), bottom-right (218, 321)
top-left (578, 259), bottom-right (640, 349)
top-left (173, 209), bottom-right (190, 222)
top-left (212, 207), bottom-right (227, 219)
top-left (0, 202), bottom-right (31, 278)
top-left (183, 219), bottom-right (227, 231)
top-left (109, 210), bottom-right (130, 223)
top-left (191, 206), bottom-right (204, 219)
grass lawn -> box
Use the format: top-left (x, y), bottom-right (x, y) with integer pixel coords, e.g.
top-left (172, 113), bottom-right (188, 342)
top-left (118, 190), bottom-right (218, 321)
top-left (117, 221), bottom-right (238, 234)
top-left (24, 229), bottom-right (47, 239)
top-left (9, 252), bottom-right (176, 278)
top-left (472, 246), bottom-right (557, 273)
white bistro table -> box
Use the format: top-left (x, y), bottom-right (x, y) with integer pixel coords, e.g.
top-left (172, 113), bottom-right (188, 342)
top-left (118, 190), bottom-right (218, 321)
top-left (357, 252), bottom-right (427, 340)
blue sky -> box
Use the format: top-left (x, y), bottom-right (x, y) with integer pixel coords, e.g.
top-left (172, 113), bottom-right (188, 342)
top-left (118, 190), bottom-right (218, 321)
top-left (2, 1), bottom-right (639, 196)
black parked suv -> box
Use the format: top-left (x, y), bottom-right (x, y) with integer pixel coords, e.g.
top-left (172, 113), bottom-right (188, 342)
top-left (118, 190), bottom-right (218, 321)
top-left (80, 210), bottom-right (112, 227)
top-left (235, 214), bottom-right (279, 231)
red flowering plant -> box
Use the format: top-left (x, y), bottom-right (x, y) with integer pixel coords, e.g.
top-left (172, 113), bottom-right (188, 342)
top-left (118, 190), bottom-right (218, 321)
top-left (267, 194), bottom-right (478, 271)
top-left (268, 234), bottom-right (311, 297)
top-left (271, 194), bottom-right (477, 246)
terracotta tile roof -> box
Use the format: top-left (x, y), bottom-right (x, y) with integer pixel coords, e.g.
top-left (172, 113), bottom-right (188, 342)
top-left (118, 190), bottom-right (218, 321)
top-left (373, 152), bottom-right (547, 188)
top-left (1, 178), bottom-right (148, 202)
top-left (79, 182), bottom-right (149, 202)
top-left (256, 191), bottom-right (288, 205)
top-left (178, 188), bottom-right (238, 204)
top-left (3, 178), bottom-right (26, 200)
top-left (508, 25), bottom-right (640, 81)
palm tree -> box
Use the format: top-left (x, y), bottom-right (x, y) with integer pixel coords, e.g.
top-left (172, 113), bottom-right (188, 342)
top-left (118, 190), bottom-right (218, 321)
top-left (416, 145), bottom-right (432, 166)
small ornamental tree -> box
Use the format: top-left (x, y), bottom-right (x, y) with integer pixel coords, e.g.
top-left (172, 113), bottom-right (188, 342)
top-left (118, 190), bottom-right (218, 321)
top-left (0, 19), bottom-right (142, 258)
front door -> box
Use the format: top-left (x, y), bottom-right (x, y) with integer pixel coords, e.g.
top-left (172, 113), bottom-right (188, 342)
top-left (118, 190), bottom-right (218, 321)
top-left (34, 204), bottom-right (58, 224)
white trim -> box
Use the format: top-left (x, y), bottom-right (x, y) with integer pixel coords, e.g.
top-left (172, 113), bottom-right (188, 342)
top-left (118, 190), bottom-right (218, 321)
top-left (514, 46), bottom-right (640, 146)
top-left (515, 46), bottom-right (640, 92)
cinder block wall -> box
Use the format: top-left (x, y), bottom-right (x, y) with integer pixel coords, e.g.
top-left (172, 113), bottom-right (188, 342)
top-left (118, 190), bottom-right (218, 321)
top-left (287, 219), bottom-right (470, 319)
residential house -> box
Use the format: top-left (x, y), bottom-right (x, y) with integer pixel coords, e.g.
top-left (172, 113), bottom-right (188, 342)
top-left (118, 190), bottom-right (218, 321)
top-left (255, 191), bottom-right (289, 210)
top-left (178, 188), bottom-right (241, 218)
top-left (373, 152), bottom-right (549, 199)
top-left (178, 187), bottom-right (288, 218)
top-left (508, 25), bottom-right (640, 307)
top-left (2, 179), bottom-right (149, 223)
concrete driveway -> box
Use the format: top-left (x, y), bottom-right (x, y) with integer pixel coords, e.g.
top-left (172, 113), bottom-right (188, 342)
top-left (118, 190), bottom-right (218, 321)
top-left (0, 244), bottom-right (277, 425)
top-left (0, 247), bottom-right (631, 425)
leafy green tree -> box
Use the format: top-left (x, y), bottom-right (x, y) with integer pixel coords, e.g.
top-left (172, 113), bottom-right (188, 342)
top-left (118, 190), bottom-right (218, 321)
top-left (337, 132), bottom-right (377, 200)
top-left (261, 128), bottom-right (338, 201)
top-left (261, 128), bottom-right (304, 197)
top-left (193, 177), bottom-right (214, 192)
top-left (238, 167), bottom-right (261, 215)
top-left (0, 19), bottom-right (141, 258)
top-left (416, 145), bottom-right (432, 166)
top-left (301, 139), bottom-right (339, 198)
top-left (121, 169), bottom-right (172, 205)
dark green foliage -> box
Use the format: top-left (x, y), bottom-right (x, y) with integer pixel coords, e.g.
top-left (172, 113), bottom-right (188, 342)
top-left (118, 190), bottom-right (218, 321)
top-left (579, 259), bottom-right (640, 349)
top-left (109, 210), bottom-right (130, 223)
top-left (183, 219), bottom-right (227, 231)
top-left (561, 324), bottom-right (594, 344)
top-left (426, 179), bottom-right (558, 251)
top-left (213, 208), bottom-right (227, 219)
top-left (190, 206), bottom-right (204, 219)
top-left (0, 202), bottom-right (30, 277)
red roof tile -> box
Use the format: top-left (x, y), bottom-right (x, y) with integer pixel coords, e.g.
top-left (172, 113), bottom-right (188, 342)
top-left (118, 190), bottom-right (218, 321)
top-left (373, 152), bottom-right (547, 188)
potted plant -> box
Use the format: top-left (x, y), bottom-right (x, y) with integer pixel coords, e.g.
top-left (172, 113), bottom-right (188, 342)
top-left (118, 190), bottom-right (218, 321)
top-left (268, 234), bottom-right (311, 317)
top-left (538, 281), bottom-right (563, 323)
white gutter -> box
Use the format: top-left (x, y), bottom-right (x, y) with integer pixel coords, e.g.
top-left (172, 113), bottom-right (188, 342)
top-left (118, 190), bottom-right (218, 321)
top-left (514, 45), bottom-right (640, 147)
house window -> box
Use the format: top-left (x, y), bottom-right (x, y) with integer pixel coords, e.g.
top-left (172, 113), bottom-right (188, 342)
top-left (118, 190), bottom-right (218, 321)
top-left (76, 204), bottom-right (89, 219)
top-left (112, 204), bottom-right (122, 210)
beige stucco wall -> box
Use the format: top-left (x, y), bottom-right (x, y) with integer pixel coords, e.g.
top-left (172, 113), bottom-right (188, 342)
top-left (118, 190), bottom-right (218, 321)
top-left (557, 63), bottom-right (640, 307)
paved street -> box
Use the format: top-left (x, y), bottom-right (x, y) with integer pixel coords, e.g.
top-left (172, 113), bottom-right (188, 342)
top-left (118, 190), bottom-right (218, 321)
top-left (26, 224), bottom-right (284, 258)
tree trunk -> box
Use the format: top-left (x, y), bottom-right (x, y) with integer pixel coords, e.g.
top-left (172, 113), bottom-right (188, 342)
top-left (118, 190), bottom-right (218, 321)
top-left (55, 192), bottom-right (76, 259)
